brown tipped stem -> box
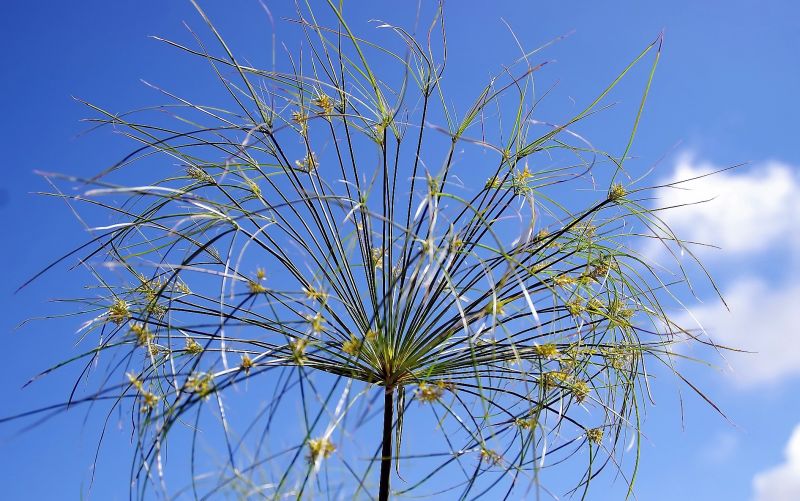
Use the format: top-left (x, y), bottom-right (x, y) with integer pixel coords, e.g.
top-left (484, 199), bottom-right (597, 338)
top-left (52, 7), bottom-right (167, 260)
top-left (379, 386), bottom-right (394, 501)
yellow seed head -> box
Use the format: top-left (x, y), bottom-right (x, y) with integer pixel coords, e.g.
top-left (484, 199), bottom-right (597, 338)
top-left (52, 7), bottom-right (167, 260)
top-left (480, 448), bottom-right (502, 466)
top-left (587, 298), bottom-right (605, 313)
top-left (304, 286), bottom-right (328, 303)
top-left (185, 373), bottom-right (214, 398)
top-left (185, 338), bottom-right (203, 355)
top-left (541, 370), bottom-right (569, 390)
top-left (290, 338), bottom-right (309, 365)
top-left (108, 299), bottom-right (130, 325)
top-left (515, 416), bottom-right (538, 430)
top-left (586, 427), bottom-right (604, 444)
top-left (553, 275), bottom-right (576, 287)
top-left (295, 152), bottom-right (318, 172)
top-left (609, 183), bottom-right (627, 201)
top-left (371, 247), bottom-right (384, 269)
top-left (130, 323), bottom-right (153, 347)
top-left (572, 379), bottom-right (590, 403)
top-left (307, 437), bottom-right (336, 462)
top-left (186, 165), bottom-right (214, 183)
top-left (127, 372), bottom-right (144, 392)
top-left (240, 354), bottom-right (254, 373)
top-left (566, 299), bottom-right (584, 317)
top-left (485, 176), bottom-right (502, 189)
top-left (533, 343), bottom-right (560, 359)
top-left (306, 313), bottom-right (325, 334)
top-left (417, 382), bottom-right (444, 403)
top-left (141, 391), bottom-right (160, 413)
top-left (342, 335), bottom-right (362, 356)
top-left (312, 94), bottom-right (335, 115)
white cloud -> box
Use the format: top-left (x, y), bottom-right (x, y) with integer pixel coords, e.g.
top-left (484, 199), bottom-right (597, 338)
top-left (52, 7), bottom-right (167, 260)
top-left (649, 154), bottom-right (800, 256)
top-left (676, 277), bottom-right (800, 387)
top-left (651, 155), bottom-right (800, 387)
top-left (753, 424), bottom-right (800, 501)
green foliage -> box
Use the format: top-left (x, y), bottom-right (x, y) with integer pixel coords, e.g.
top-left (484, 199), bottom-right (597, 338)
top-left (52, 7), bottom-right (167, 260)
top-left (11, 2), bottom-right (724, 499)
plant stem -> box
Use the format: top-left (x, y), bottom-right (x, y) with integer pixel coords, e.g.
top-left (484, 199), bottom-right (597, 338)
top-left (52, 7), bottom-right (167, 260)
top-left (379, 386), bottom-right (394, 501)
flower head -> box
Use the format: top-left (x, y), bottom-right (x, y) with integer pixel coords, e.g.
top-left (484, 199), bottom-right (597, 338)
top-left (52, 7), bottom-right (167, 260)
top-left (307, 437), bottom-right (336, 462)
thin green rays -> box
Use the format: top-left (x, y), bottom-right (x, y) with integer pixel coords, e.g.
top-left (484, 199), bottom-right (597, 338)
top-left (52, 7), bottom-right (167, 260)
top-left (6, 2), bottom-right (727, 500)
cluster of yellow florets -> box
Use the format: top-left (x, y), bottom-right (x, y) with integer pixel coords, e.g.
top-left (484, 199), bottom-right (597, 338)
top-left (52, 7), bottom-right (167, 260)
top-left (608, 183), bottom-right (627, 201)
top-left (515, 416), bottom-right (538, 430)
top-left (307, 437), bottom-right (336, 462)
top-left (566, 298), bottom-right (584, 317)
top-left (290, 338), bottom-right (309, 365)
top-left (185, 373), bottom-right (214, 398)
top-left (571, 379), bottom-right (590, 403)
top-left (602, 345), bottom-right (635, 370)
top-left (480, 448), bottom-right (502, 466)
top-left (533, 343), bottom-right (560, 359)
top-left (371, 247), bottom-right (384, 269)
top-left (541, 370), bottom-right (569, 390)
top-left (417, 382), bottom-right (447, 403)
top-left (312, 94), bottom-right (335, 116)
top-left (586, 297), bottom-right (605, 314)
top-left (510, 166), bottom-right (533, 196)
top-left (553, 275), bottom-right (576, 287)
top-left (485, 176), bottom-right (502, 189)
top-left (342, 335), bottom-right (363, 356)
top-left (240, 354), bottom-right (254, 373)
top-left (586, 427), bottom-right (604, 444)
top-left (303, 285), bottom-right (328, 303)
top-left (130, 323), bottom-right (153, 347)
top-left (141, 391), bottom-right (160, 413)
top-left (186, 165), bottom-right (215, 183)
top-left (127, 373), bottom-right (160, 413)
top-left (306, 313), bottom-right (325, 334)
top-left (295, 152), bottom-right (318, 172)
top-left (291, 110), bottom-right (309, 136)
top-left (606, 299), bottom-right (635, 327)
top-left (185, 337), bottom-right (203, 355)
top-left (108, 299), bottom-right (130, 324)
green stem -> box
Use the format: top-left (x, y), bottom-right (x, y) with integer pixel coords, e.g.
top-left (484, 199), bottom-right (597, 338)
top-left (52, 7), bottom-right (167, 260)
top-left (379, 386), bottom-right (394, 501)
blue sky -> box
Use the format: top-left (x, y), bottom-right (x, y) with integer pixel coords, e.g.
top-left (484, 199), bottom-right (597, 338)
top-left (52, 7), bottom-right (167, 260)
top-left (2, 1), bottom-right (799, 500)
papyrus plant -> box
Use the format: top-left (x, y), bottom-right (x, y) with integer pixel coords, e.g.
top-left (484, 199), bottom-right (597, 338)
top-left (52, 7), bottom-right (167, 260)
top-left (12, 2), bottom-right (721, 499)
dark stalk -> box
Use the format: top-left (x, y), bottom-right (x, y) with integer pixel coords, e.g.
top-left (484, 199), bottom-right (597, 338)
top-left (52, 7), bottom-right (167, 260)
top-left (379, 386), bottom-right (394, 501)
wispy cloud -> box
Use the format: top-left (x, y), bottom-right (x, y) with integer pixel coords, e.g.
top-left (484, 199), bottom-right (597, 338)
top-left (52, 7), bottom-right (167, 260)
top-left (753, 424), bottom-right (800, 501)
top-left (646, 153), bottom-right (800, 258)
top-left (650, 154), bottom-right (800, 387)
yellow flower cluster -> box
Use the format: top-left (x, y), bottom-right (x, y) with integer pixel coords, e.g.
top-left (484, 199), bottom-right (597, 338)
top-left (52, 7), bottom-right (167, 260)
top-left (185, 337), bottom-right (203, 355)
top-left (185, 373), bottom-right (214, 398)
top-left (303, 285), bottom-right (328, 303)
top-left (290, 338), bottom-right (309, 365)
top-left (586, 427), bottom-right (604, 444)
top-left (295, 152), bottom-right (318, 172)
top-left (130, 323), bottom-right (153, 347)
top-left (342, 335), bottom-right (362, 356)
top-left (240, 354), bottom-right (253, 373)
top-left (480, 448), bottom-right (502, 466)
top-left (533, 343), bottom-right (559, 359)
top-left (609, 183), bottom-right (627, 201)
top-left (108, 299), bottom-right (130, 325)
top-left (312, 94), bottom-right (335, 116)
top-left (307, 437), bottom-right (336, 462)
